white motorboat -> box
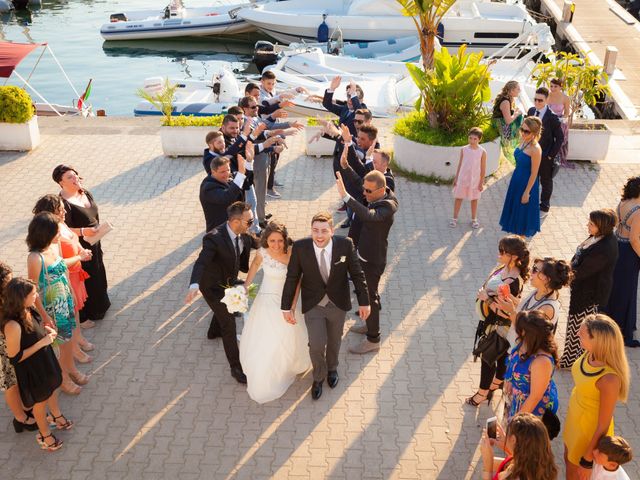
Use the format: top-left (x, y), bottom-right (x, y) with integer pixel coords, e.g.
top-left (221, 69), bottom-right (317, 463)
top-left (100, 0), bottom-right (257, 41)
top-left (239, 0), bottom-right (544, 55)
top-left (134, 67), bottom-right (242, 116)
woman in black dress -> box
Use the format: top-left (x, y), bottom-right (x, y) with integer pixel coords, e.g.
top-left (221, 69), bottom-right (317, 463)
top-left (2, 278), bottom-right (72, 451)
top-left (559, 209), bottom-right (618, 368)
top-left (53, 165), bottom-right (111, 327)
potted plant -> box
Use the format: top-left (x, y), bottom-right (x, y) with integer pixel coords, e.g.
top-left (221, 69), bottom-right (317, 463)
top-left (137, 78), bottom-right (225, 157)
top-left (393, 1), bottom-right (500, 180)
top-left (305, 117), bottom-right (337, 157)
top-left (532, 52), bottom-right (612, 163)
top-left (0, 86), bottom-right (40, 151)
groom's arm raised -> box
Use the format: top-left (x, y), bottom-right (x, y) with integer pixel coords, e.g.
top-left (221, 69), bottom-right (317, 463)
top-left (346, 238), bottom-right (371, 320)
top-left (281, 243), bottom-right (302, 323)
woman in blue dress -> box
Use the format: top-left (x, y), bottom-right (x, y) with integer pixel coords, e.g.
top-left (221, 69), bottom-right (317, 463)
top-left (499, 116), bottom-right (543, 238)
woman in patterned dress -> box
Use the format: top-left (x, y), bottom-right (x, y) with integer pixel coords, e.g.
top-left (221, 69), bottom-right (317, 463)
top-left (26, 212), bottom-right (89, 394)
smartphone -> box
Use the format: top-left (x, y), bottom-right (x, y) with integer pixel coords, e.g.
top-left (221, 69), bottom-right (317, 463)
top-left (497, 284), bottom-right (510, 299)
top-left (487, 416), bottom-right (498, 439)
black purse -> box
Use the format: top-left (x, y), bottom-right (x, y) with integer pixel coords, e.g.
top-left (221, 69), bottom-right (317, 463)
top-left (473, 330), bottom-right (510, 365)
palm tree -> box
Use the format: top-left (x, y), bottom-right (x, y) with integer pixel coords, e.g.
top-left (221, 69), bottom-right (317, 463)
top-left (136, 78), bottom-right (178, 125)
top-left (396, 0), bottom-right (458, 71)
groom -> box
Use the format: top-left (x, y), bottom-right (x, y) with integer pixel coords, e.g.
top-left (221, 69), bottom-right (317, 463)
top-left (185, 201), bottom-right (258, 384)
top-left (281, 212), bottom-right (370, 400)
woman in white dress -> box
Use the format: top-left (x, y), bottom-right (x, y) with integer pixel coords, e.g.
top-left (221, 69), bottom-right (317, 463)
top-left (239, 222), bottom-right (311, 404)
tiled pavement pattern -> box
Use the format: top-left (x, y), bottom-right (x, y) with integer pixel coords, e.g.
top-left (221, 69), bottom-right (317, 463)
top-left (0, 117), bottom-right (638, 479)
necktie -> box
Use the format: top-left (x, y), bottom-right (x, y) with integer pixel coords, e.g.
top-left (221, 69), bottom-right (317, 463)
top-left (319, 249), bottom-right (329, 283)
top-left (535, 110), bottom-right (540, 117)
top-left (318, 249), bottom-right (330, 306)
top-left (234, 235), bottom-right (241, 271)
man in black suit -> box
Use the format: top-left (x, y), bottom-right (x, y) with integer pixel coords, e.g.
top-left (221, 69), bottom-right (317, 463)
top-left (527, 87), bottom-right (564, 215)
top-left (281, 212), bottom-right (370, 400)
top-left (185, 202), bottom-right (259, 384)
top-left (336, 169), bottom-right (398, 353)
top-left (199, 155), bottom-right (247, 233)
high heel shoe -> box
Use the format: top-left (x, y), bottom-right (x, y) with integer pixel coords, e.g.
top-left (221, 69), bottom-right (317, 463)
top-left (51, 414), bottom-right (73, 431)
top-left (13, 417), bottom-right (38, 433)
top-left (61, 379), bottom-right (82, 395)
top-left (69, 371), bottom-right (89, 386)
top-left (73, 350), bottom-right (93, 364)
top-left (487, 380), bottom-right (504, 401)
top-left (37, 432), bottom-right (64, 451)
top-left (465, 391), bottom-right (489, 407)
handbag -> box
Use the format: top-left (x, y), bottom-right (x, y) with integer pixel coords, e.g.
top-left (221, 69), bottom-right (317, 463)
top-left (473, 329), bottom-right (510, 365)
top-left (542, 408), bottom-right (561, 440)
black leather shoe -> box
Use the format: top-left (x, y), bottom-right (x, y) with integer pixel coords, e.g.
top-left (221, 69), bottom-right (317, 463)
top-left (625, 339), bottom-right (640, 348)
top-left (231, 367), bottom-right (247, 384)
top-left (311, 380), bottom-right (323, 400)
top-left (327, 370), bottom-right (339, 389)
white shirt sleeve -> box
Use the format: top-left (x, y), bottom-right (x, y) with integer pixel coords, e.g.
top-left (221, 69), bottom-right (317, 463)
top-left (233, 172), bottom-right (246, 188)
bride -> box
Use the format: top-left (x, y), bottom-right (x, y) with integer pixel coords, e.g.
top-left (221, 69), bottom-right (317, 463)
top-left (239, 221), bottom-right (311, 403)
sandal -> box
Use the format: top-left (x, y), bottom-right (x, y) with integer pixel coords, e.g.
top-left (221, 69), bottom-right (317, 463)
top-left (51, 414), bottom-right (74, 431)
top-left (37, 432), bottom-right (64, 451)
top-left (80, 341), bottom-right (95, 352)
top-left (73, 349), bottom-right (93, 364)
top-left (487, 379), bottom-right (504, 401)
top-left (449, 218), bottom-right (458, 228)
top-left (79, 320), bottom-right (95, 329)
top-left (61, 379), bottom-right (82, 395)
top-left (465, 391), bottom-right (489, 407)
top-left (471, 219), bottom-right (480, 229)
top-left (69, 371), bottom-right (89, 386)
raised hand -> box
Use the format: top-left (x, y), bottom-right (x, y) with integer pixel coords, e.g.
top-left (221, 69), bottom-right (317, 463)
top-left (335, 171), bottom-right (347, 198)
top-left (340, 124), bottom-right (352, 144)
top-left (347, 79), bottom-right (356, 96)
top-left (253, 122), bottom-right (267, 137)
top-left (308, 131), bottom-right (322, 144)
top-left (366, 141), bottom-right (376, 158)
top-left (291, 120), bottom-right (305, 130)
top-left (339, 145), bottom-right (349, 169)
top-left (295, 86), bottom-right (309, 95)
top-left (272, 109), bottom-right (288, 119)
top-left (244, 141), bottom-right (254, 163)
top-left (242, 118), bottom-right (252, 137)
top-left (237, 153), bottom-right (246, 174)
top-left (280, 100), bottom-right (295, 109)
top-left (329, 76), bottom-right (342, 91)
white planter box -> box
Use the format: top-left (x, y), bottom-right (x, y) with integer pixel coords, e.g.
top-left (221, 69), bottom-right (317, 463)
top-left (393, 134), bottom-right (501, 181)
top-left (305, 126), bottom-right (336, 157)
top-left (567, 126), bottom-right (611, 163)
top-left (161, 125), bottom-right (212, 157)
top-left (0, 117), bottom-right (40, 151)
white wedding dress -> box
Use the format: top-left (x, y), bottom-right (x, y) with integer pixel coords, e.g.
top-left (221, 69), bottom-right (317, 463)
top-left (240, 248), bottom-right (311, 403)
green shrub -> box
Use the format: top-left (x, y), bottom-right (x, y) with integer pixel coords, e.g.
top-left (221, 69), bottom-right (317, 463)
top-left (306, 117), bottom-right (319, 126)
top-left (163, 115), bottom-right (224, 127)
top-left (0, 86), bottom-right (34, 123)
top-left (393, 111), bottom-right (498, 147)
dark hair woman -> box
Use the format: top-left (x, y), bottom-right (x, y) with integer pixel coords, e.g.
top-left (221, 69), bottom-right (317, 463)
top-left (466, 235), bottom-right (529, 407)
top-left (1, 278), bottom-right (71, 451)
top-left (492, 81), bottom-right (524, 164)
top-left (0, 261), bottom-right (38, 433)
top-left (52, 165), bottom-right (111, 327)
top-left (238, 221), bottom-right (311, 404)
top-left (26, 212), bottom-right (88, 395)
top-left (560, 209), bottom-right (619, 368)
top-left (481, 412), bottom-right (558, 480)
top-left (33, 194), bottom-right (95, 364)
top-left (503, 311), bottom-right (559, 425)
top-left (602, 176), bottom-right (640, 347)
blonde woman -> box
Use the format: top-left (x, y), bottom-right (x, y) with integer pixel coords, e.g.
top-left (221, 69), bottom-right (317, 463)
top-left (492, 81), bottom-right (524, 162)
top-left (499, 116), bottom-right (543, 238)
top-left (564, 314), bottom-right (630, 480)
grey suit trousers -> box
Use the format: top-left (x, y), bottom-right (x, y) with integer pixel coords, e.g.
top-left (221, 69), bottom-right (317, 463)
top-left (253, 151), bottom-right (270, 222)
top-left (304, 302), bottom-right (347, 382)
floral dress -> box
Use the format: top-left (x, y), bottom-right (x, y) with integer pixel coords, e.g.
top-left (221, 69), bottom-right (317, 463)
top-left (38, 254), bottom-right (76, 340)
top-left (0, 334), bottom-right (18, 391)
top-left (504, 343), bottom-right (558, 422)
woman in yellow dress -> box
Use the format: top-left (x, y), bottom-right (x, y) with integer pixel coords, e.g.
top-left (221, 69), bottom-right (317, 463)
top-left (564, 314), bottom-right (630, 479)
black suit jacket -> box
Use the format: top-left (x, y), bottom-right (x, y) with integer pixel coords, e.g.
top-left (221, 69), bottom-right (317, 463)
top-left (281, 236), bottom-right (369, 314)
top-left (343, 169), bottom-right (398, 265)
top-left (199, 176), bottom-right (244, 232)
top-left (189, 224), bottom-right (258, 301)
top-left (527, 107), bottom-right (564, 160)
top-left (570, 233), bottom-right (619, 311)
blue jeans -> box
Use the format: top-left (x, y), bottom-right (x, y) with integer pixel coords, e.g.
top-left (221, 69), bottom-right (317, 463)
top-left (245, 185), bottom-right (260, 233)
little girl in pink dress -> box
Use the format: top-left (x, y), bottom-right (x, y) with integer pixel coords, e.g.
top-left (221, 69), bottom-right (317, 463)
top-left (451, 127), bottom-right (487, 229)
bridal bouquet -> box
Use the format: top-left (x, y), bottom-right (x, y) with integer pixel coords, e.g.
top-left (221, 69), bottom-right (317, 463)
top-left (221, 284), bottom-right (258, 314)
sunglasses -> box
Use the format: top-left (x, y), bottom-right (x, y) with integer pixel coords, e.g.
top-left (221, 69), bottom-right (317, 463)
top-left (520, 127), bottom-right (531, 134)
top-left (364, 186), bottom-right (383, 194)
top-left (534, 98), bottom-right (545, 103)
top-left (354, 119), bottom-right (364, 124)
top-left (248, 105), bottom-right (258, 110)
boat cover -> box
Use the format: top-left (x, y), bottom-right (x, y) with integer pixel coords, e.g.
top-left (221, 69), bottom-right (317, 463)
top-left (347, 0), bottom-right (402, 16)
top-left (0, 42), bottom-right (44, 78)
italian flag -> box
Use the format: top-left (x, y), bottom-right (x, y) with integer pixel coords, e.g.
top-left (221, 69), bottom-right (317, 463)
top-left (77, 78), bottom-right (92, 110)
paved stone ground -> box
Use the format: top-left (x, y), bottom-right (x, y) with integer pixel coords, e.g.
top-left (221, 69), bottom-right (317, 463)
top-left (0, 117), bottom-right (638, 479)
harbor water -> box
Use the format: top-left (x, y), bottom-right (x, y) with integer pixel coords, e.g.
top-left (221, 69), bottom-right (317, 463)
top-left (0, 0), bottom-right (266, 115)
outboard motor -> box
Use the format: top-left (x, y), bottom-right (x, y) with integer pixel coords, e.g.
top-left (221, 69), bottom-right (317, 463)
top-left (317, 13), bottom-right (329, 42)
top-left (211, 69), bottom-right (240, 103)
top-left (253, 41), bottom-right (279, 72)
top-left (110, 12), bottom-right (128, 22)
top-left (12, 0), bottom-right (29, 9)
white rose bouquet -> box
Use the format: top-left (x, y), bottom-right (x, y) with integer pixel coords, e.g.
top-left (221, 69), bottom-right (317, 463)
top-left (221, 284), bottom-right (258, 314)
